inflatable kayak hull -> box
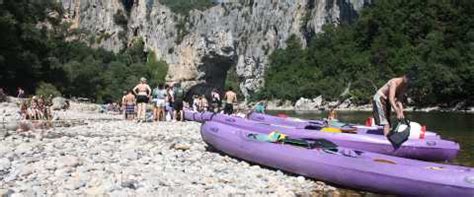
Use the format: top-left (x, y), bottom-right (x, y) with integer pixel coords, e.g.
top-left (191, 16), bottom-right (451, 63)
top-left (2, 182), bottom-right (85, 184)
top-left (195, 111), bottom-right (460, 161)
top-left (248, 112), bottom-right (440, 139)
top-left (201, 121), bottom-right (474, 196)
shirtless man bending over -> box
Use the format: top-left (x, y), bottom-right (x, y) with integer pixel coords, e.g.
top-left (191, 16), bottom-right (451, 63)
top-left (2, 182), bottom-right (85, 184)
top-left (372, 73), bottom-right (415, 136)
top-left (122, 90), bottom-right (136, 120)
top-left (133, 77), bottom-right (151, 122)
top-left (223, 87), bottom-right (237, 115)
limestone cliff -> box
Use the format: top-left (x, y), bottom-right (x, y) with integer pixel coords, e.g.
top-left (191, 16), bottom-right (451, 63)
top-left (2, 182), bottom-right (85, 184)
top-left (59, 0), bottom-right (369, 98)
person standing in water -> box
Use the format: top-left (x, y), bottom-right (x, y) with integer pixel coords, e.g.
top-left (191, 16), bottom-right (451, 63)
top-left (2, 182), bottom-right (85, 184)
top-left (223, 87), bottom-right (237, 115)
top-left (372, 72), bottom-right (416, 136)
top-left (133, 77), bottom-right (151, 122)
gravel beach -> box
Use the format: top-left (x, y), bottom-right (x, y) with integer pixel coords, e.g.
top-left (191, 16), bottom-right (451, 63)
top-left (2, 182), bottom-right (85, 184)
top-left (0, 100), bottom-right (338, 196)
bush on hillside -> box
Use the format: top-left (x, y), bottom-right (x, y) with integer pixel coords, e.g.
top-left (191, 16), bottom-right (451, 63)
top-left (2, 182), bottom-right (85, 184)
top-left (36, 82), bottom-right (61, 97)
top-left (257, 0), bottom-right (473, 107)
top-left (159, 0), bottom-right (215, 15)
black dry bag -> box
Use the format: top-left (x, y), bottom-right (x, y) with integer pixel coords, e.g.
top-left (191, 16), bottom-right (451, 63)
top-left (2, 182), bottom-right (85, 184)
top-left (387, 119), bottom-right (411, 149)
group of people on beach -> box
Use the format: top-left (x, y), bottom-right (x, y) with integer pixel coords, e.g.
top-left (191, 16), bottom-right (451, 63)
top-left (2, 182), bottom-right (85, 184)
top-left (119, 77), bottom-right (246, 122)
top-left (19, 95), bottom-right (54, 121)
top-left (191, 87), bottom-right (240, 115)
top-left (0, 87), bottom-right (62, 132)
top-left (0, 87), bottom-right (54, 121)
top-left (121, 77), bottom-right (180, 122)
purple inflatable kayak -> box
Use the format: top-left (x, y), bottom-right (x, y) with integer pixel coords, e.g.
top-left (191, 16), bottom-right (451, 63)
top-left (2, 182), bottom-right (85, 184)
top-left (248, 112), bottom-right (440, 139)
top-left (201, 121), bottom-right (474, 196)
top-left (185, 110), bottom-right (460, 161)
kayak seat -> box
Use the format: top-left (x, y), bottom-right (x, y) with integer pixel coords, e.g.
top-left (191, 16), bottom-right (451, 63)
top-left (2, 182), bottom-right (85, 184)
top-left (247, 133), bottom-right (315, 149)
top-left (321, 127), bottom-right (342, 133)
top-left (248, 133), bottom-right (339, 151)
top-left (366, 129), bottom-right (383, 135)
top-left (307, 138), bottom-right (338, 152)
top-left (305, 125), bottom-right (322, 130)
top-left (248, 133), bottom-right (273, 142)
top-left (281, 138), bottom-right (313, 148)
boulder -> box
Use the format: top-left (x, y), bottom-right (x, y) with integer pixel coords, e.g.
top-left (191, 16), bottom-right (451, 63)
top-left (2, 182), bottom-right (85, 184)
top-left (0, 94), bottom-right (7, 103)
top-left (312, 96), bottom-right (323, 107)
top-left (0, 158), bottom-right (11, 171)
top-left (52, 97), bottom-right (68, 110)
top-left (0, 189), bottom-right (14, 197)
top-left (295, 96), bottom-right (323, 111)
top-left (0, 129), bottom-right (9, 138)
top-left (266, 99), bottom-right (293, 110)
top-left (338, 99), bottom-right (352, 109)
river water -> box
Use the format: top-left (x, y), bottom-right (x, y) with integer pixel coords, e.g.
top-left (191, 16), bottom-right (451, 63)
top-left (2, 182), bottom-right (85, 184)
top-left (267, 110), bottom-right (474, 195)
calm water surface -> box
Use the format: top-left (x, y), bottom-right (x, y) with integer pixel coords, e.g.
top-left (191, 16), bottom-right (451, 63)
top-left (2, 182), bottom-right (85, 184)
top-left (268, 110), bottom-right (474, 195)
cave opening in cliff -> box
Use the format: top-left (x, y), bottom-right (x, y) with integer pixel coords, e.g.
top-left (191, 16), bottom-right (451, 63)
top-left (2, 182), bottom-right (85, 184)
top-left (185, 52), bottom-right (237, 103)
top-left (121, 0), bottom-right (134, 13)
top-left (336, 0), bottom-right (359, 24)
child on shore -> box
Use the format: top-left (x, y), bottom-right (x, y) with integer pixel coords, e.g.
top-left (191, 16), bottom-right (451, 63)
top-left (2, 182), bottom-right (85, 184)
top-left (255, 101), bottom-right (266, 114)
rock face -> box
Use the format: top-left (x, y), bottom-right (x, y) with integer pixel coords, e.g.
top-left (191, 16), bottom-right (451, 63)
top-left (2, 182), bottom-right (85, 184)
top-left (59, 0), bottom-right (369, 97)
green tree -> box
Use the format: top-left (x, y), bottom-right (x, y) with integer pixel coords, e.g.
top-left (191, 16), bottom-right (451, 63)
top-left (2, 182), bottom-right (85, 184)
top-left (35, 82), bottom-right (61, 97)
top-left (258, 0), bottom-right (473, 107)
top-left (147, 52), bottom-right (169, 86)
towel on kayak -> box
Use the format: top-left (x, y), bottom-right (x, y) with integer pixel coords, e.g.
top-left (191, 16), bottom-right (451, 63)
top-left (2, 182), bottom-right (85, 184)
top-left (250, 131), bottom-right (286, 142)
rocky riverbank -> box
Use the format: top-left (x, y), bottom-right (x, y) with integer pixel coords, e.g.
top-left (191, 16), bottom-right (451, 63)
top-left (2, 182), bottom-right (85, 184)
top-left (0, 100), bottom-right (338, 196)
top-left (256, 97), bottom-right (474, 113)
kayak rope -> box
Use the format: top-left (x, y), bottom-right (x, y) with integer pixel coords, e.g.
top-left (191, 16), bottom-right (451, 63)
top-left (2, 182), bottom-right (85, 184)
top-left (373, 158), bottom-right (397, 164)
top-left (426, 166), bottom-right (444, 170)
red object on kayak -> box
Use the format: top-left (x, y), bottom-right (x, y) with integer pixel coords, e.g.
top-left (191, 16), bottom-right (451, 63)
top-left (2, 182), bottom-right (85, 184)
top-left (277, 113), bottom-right (288, 118)
top-left (420, 125), bottom-right (427, 139)
top-left (365, 117), bottom-right (372, 126)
